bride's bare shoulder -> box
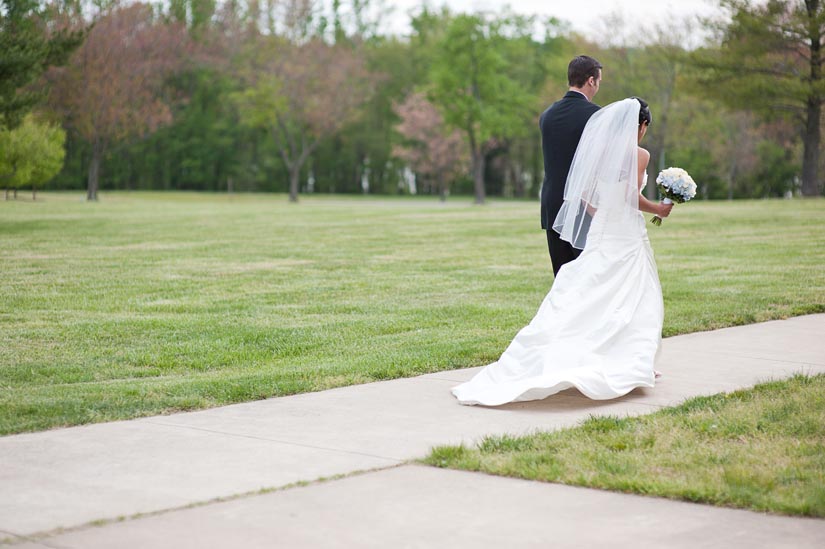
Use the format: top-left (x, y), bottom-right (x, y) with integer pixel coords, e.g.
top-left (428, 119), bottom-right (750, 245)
top-left (637, 147), bottom-right (650, 167)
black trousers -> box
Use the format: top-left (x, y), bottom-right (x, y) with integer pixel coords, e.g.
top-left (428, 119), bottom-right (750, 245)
top-left (546, 229), bottom-right (581, 276)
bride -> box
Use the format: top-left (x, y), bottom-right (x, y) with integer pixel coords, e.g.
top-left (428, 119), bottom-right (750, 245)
top-left (453, 97), bottom-right (672, 406)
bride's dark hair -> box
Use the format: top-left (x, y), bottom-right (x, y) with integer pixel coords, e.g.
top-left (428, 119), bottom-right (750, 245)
top-left (631, 96), bottom-right (652, 126)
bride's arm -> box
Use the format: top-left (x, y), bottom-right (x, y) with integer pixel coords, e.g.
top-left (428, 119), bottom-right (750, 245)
top-left (636, 148), bottom-right (673, 218)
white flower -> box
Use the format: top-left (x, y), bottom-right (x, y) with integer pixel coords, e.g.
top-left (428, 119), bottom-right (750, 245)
top-left (656, 166), bottom-right (696, 202)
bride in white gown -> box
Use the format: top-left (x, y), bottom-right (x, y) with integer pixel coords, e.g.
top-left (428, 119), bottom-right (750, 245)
top-left (452, 97), bottom-right (672, 406)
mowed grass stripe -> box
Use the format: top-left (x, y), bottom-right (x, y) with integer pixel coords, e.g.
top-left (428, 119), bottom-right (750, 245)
top-left (1, 193), bottom-right (824, 434)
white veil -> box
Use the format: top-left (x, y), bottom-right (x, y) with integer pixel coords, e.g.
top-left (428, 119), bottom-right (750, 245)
top-left (552, 98), bottom-right (642, 250)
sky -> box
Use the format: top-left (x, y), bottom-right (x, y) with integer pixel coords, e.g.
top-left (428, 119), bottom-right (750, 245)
top-left (385, 0), bottom-right (725, 41)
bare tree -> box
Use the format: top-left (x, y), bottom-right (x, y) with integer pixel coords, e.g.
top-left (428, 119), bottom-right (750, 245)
top-left (233, 36), bottom-right (373, 202)
top-left (45, 3), bottom-right (188, 200)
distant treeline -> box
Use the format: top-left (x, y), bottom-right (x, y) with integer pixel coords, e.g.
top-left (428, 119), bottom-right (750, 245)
top-left (4, 0), bottom-right (824, 201)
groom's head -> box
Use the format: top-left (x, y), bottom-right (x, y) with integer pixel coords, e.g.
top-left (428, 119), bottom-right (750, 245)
top-left (568, 56), bottom-right (602, 101)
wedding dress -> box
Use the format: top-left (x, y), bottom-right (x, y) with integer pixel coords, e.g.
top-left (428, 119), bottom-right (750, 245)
top-left (452, 99), bottom-right (663, 406)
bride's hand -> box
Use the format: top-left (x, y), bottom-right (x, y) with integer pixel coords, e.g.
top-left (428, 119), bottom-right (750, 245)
top-left (658, 201), bottom-right (674, 218)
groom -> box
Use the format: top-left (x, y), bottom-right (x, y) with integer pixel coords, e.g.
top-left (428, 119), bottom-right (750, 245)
top-left (539, 55), bottom-right (603, 276)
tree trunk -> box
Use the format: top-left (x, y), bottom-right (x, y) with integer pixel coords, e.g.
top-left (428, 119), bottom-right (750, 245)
top-left (648, 119), bottom-right (668, 201)
top-left (802, 99), bottom-right (821, 197)
top-left (648, 61), bottom-right (676, 200)
top-left (472, 149), bottom-right (485, 204)
top-left (438, 174), bottom-right (447, 202)
top-left (13, 189), bottom-right (17, 199)
top-left (515, 165), bottom-right (525, 198)
top-left (288, 164), bottom-right (300, 203)
top-left (87, 141), bottom-right (102, 201)
top-left (803, 0), bottom-right (822, 196)
top-left (32, 186), bottom-right (37, 201)
top-left (727, 154), bottom-right (738, 201)
top-left (4, 188), bottom-right (7, 200)
top-left (533, 132), bottom-right (541, 197)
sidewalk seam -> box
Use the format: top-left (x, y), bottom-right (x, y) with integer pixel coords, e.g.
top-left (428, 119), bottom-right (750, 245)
top-left (10, 463), bottom-right (409, 545)
top-left (0, 530), bottom-right (61, 549)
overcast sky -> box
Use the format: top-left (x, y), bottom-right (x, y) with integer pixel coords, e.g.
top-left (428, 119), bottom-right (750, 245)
top-left (385, 0), bottom-right (725, 40)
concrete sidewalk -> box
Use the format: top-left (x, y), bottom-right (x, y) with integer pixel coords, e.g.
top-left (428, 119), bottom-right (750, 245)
top-left (13, 466), bottom-right (825, 549)
top-left (1, 315), bottom-right (824, 547)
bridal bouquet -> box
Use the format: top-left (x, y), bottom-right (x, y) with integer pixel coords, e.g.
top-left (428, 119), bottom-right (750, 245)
top-left (651, 167), bottom-right (697, 226)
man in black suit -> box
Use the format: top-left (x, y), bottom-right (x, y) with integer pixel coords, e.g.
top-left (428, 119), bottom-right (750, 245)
top-left (539, 56), bottom-right (603, 276)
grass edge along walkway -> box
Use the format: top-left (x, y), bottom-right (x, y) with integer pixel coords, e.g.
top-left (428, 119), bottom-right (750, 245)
top-left (423, 374), bottom-right (825, 518)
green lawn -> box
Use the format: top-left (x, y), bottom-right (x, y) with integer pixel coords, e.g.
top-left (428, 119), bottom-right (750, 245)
top-left (424, 374), bottom-right (825, 518)
top-left (1, 193), bottom-right (824, 434)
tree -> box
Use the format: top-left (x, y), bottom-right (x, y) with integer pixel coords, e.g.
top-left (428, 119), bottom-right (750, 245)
top-left (0, 0), bottom-right (84, 130)
top-left (130, 0), bottom-right (243, 193)
top-left (591, 13), bottom-right (693, 200)
top-left (232, 37), bottom-right (373, 202)
top-left (44, 3), bottom-right (188, 200)
top-left (428, 13), bottom-right (536, 204)
top-left (169, 0), bottom-right (217, 37)
top-left (0, 112), bottom-right (65, 199)
top-left (393, 91), bottom-right (467, 200)
top-left (693, 0), bottom-right (825, 196)
top-left (347, 38), bottom-right (418, 195)
top-left (495, 15), bottom-right (568, 198)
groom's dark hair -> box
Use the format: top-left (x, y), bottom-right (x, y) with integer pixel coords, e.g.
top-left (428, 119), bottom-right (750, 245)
top-left (568, 56), bottom-right (603, 88)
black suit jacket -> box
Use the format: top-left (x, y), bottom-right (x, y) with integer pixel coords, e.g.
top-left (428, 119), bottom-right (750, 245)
top-left (539, 91), bottom-right (600, 229)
